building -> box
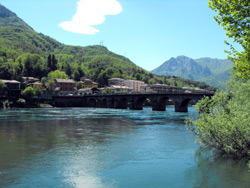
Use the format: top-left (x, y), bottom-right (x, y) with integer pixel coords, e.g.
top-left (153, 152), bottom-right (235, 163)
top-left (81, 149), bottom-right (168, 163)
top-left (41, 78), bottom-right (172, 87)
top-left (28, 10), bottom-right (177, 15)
top-left (108, 78), bottom-right (125, 86)
top-left (141, 84), bottom-right (171, 93)
top-left (78, 88), bottom-right (100, 96)
top-left (92, 82), bottom-right (98, 88)
top-left (30, 82), bottom-right (43, 89)
top-left (109, 85), bottom-right (133, 94)
top-left (81, 78), bottom-right (99, 88)
top-left (140, 84), bottom-right (184, 94)
top-left (55, 79), bottom-right (75, 91)
top-left (124, 80), bottom-right (146, 93)
top-left (22, 77), bottom-right (39, 85)
top-left (1, 79), bottom-right (21, 96)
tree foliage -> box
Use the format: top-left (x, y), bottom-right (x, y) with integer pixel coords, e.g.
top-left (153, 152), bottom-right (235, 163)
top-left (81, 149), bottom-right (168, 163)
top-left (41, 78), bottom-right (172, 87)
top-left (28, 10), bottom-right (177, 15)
top-left (47, 70), bottom-right (69, 80)
top-left (187, 1), bottom-right (250, 161)
top-left (0, 80), bottom-right (6, 90)
top-left (102, 88), bottom-right (115, 95)
top-left (187, 78), bottom-right (250, 160)
top-left (23, 86), bottom-right (35, 99)
top-left (208, 0), bottom-right (250, 79)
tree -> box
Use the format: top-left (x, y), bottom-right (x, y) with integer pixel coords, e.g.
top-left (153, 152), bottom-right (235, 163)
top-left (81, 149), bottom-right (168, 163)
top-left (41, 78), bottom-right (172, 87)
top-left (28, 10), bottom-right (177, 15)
top-left (75, 81), bottom-right (82, 90)
top-left (208, 0), bottom-right (250, 79)
top-left (102, 88), bottom-right (115, 95)
top-left (0, 80), bottom-right (6, 95)
top-left (34, 87), bottom-right (43, 96)
top-left (23, 86), bottom-right (35, 100)
top-left (186, 78), bottom-right (250, 160)
top-left (65, 63), bottom-right (72, 77)
top-left (187, 0), bottom-right (250, 161)
top-left (47, 54), bottom-right (52, 72)
top-left (47, 70), bottom-right (69, 80)
top-left (51, 54), bottom-right (58, 71)
top-left (46, 79), bottom-right (56, 91)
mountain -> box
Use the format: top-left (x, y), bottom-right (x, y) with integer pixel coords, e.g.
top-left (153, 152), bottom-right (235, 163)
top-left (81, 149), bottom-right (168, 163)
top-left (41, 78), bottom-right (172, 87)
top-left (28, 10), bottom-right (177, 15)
top-left (152, 56), bottom-right (212, 80)
top-left (0, 4), bottom-right (215, 90)
top-left (0, 4), bottom-right (33, 31)
top-left (152, 56), bottom-right (233, 89)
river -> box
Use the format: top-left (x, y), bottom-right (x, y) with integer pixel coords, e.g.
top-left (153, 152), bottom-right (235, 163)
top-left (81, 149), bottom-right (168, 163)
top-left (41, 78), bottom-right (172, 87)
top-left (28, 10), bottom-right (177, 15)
top-left (0, 107), bottom-right (249, 188)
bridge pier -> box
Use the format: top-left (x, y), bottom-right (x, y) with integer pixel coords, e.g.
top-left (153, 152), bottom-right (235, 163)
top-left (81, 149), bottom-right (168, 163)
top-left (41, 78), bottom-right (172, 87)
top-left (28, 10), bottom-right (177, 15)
top-left (129, 98), bottom-right (143, 110)
top-left (152, 97), bottom-right (168, 111)
top-left (107, 98), bottom-right (114, 108)
top-left (174, 102), bottom-right (188, 112)
top-left (174, 98), bottom-right (191, 112)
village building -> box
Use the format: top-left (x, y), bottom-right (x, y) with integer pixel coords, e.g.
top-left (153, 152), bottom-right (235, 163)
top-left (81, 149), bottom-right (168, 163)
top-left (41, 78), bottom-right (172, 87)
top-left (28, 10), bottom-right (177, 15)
top-left (55, 79), bottom-right (77, 96)
top-left (140, 84), bottom-right (184, 94)
top-left (78, 88), bottom-right (100, 96)
top-left (80, 78), bottom-right (98, 88)
top-left (108, 78), bottom-right (125, 86)
top-left (22, 77), bottom-right (39, 85)
top-left (140, 84), bottom-right (171, 93)
top-left (109, 85), bottom-right (133, 94)
top-left (1, 79), bottom-right (21, 96)
top-left (124, 80), bottom-right (146, 93)
top-left (30, 82), bottom-right (43, 89)
top-left (55, 79), bottom-right (75, 91)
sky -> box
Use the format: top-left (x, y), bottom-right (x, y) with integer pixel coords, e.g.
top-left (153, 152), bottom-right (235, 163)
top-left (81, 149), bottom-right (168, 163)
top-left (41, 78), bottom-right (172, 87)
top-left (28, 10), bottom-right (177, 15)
top-left (1, 0), bottom-right (230, 71)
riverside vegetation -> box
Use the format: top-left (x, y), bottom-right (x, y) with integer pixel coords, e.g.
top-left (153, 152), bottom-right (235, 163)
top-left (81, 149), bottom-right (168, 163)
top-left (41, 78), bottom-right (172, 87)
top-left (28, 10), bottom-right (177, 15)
top-left (187, 0), bottom-right (250, 164)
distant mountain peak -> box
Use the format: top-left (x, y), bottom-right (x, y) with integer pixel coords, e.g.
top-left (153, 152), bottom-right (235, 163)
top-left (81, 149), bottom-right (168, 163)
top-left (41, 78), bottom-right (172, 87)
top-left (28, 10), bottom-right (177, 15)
top-left (0, 4), bottom-right (16, 18)
top-left (0, 4), bottom-right (33, 31)
top-left (152, 56), bottom-right (233, 89)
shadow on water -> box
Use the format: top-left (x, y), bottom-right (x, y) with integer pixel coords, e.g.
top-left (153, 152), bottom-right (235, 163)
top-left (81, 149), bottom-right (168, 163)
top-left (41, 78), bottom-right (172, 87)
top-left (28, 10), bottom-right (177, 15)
top-left (185, 148), bottom-right (250, 188)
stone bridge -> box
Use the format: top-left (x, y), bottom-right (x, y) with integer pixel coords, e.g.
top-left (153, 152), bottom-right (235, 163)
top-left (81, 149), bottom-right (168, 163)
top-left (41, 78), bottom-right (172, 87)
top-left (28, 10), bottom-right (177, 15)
top-left (49, 92), bottom-right (213, 112)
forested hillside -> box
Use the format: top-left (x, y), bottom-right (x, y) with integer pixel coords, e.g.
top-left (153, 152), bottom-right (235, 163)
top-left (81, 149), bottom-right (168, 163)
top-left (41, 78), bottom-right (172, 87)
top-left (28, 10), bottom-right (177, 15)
top-left (0, 4), bottom-right (215, 90)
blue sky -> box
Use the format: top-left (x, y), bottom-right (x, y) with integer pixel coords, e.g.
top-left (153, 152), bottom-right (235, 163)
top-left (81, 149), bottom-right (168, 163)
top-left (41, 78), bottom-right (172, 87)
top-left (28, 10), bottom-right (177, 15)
top-left (1, 0), bottom-right (229, 71)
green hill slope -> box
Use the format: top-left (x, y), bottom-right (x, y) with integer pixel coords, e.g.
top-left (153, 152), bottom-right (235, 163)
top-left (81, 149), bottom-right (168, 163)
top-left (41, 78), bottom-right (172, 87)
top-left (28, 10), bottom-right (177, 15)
top-left (0, 4), bottom-right (215, 90)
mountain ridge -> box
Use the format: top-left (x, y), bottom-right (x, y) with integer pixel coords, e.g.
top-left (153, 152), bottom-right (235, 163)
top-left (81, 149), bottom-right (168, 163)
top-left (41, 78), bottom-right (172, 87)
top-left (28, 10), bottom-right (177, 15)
top-left (0, 4), bottom-right (33, 31)
top-left (152, 56), bottom-right (233, 89)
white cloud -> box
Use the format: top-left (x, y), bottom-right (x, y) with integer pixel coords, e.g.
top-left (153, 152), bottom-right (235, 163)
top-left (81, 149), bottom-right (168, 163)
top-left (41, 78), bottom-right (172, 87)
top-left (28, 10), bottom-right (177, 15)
top-left (59, 0), bottom-right (122, 35)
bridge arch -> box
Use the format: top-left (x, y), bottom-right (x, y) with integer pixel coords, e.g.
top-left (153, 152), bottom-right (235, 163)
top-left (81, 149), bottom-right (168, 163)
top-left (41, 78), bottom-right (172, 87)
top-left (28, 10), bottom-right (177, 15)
top-left (174, 98), bottom-right (192, 112)
top-left (130, 96), bottom-right (150, 110)
top-left (152, 96), bottom-right (169, 111)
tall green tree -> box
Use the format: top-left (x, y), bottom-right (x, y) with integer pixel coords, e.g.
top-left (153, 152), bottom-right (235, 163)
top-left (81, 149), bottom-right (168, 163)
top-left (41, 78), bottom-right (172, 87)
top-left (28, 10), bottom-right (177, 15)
top-left (208, 0), bottom-right (250, 79)
top-left (187, 1), bottom-right (250, 161)
top-left (51, 54), bottom-right (58, 71)
top-left (47, 54), bottom-right (52, 72)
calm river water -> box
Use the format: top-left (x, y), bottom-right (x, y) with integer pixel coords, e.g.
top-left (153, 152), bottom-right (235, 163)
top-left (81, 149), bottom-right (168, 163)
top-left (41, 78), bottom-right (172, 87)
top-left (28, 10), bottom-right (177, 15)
top-left (0, 107), bottom-right (249, 188)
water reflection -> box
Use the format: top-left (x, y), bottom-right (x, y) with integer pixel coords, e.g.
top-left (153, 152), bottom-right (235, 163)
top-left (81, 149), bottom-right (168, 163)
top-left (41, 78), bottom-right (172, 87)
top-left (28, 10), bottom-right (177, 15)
top-left (185, 148), bottom-right (250, 188)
